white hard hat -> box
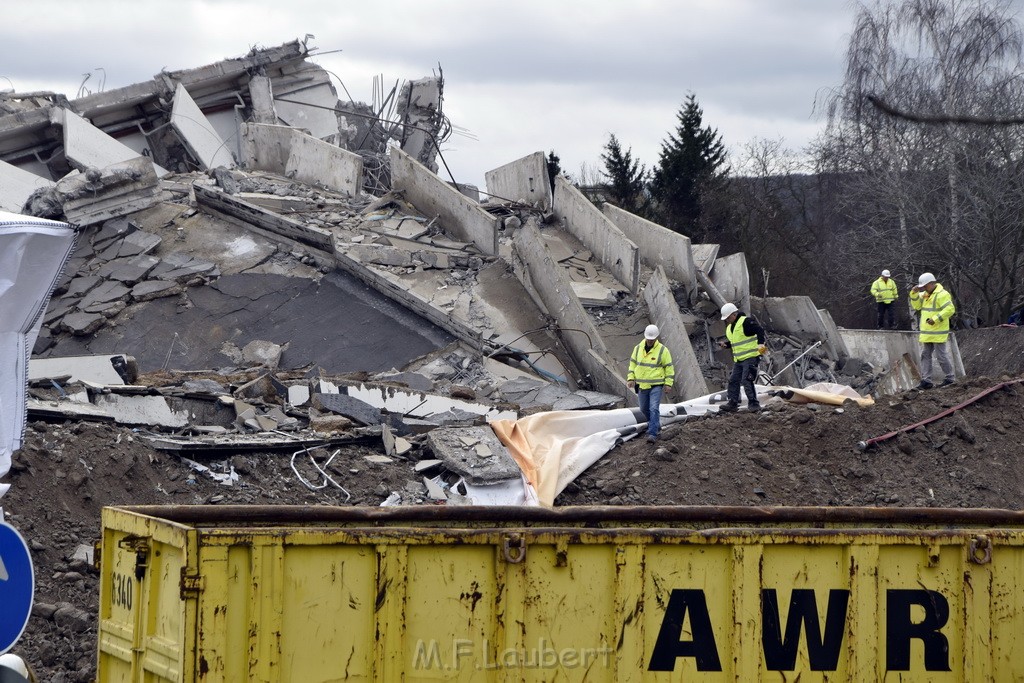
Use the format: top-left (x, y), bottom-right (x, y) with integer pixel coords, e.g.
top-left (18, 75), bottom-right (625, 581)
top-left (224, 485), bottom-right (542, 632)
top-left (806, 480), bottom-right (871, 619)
top-left (881, 269), bottom-right (890, 277)
top-left (644, 324), bottom-right (659, 340)
top-left (720, 303), bottom-right (738, 320)
top-left (918, 272), bottom-right (936, 286)
top-left (0, 654), bottom-right (31, 681)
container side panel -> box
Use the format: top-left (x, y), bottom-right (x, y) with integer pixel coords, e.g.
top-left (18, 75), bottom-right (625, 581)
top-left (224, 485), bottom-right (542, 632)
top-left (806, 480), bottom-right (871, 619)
top-left (279, 544), bottom-right (376, 681)
top-left (876, 544), bottom-right (963, 682)
top-left (139, 537), bottom-right (185, 682)
top-left (403, 545), bottom-right (497, 683)
top-left (986, 543), bottom-right (1021, 679)
top-left (642, 545), bottom-right (735, 681)
top-left (98, 528), bottom-right (143, 682)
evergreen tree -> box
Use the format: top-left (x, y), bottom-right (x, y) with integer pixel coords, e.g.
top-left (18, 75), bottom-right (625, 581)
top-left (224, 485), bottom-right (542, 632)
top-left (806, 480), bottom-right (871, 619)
top-left (651, 93), bottom-right (728, 234)
top-left (546, 150), bottom-right (562, 191)
top-left (600, 134), bottom-right (649, 216)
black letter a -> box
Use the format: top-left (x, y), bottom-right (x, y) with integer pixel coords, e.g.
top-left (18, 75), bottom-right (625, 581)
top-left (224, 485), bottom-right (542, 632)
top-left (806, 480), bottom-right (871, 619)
top-left (648, 589), bottom-right (722, 671)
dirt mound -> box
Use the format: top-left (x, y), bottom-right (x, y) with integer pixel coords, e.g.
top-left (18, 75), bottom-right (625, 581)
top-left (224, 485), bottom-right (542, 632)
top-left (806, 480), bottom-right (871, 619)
top-left (955, 327), bottom-right (1024, 377)
top-left (557, 374), bottom-right (1024, 508)
top-left (3, 373), bottom-right (1024, 680)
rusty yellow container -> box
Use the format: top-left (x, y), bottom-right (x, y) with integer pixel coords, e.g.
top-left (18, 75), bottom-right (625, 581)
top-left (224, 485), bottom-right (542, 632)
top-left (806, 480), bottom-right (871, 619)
top-left (96, 505), bottom-right (1024, 681)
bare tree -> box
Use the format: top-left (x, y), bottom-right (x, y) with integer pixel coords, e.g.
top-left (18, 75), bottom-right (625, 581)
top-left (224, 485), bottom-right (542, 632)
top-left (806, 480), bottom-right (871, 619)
top-left (821, 0), bottom-right (1024, 325)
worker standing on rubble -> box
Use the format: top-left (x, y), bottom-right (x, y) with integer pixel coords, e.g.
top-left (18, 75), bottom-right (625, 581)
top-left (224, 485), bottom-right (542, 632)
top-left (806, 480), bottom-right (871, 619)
top-left (717, 303), bottom-right (767, 413)
top-left (626, 324), bottom-right (674, 443)
top-left (870, 269), bottom-right (899, 329)
top-left (910, 272), bottom-right (956, 389)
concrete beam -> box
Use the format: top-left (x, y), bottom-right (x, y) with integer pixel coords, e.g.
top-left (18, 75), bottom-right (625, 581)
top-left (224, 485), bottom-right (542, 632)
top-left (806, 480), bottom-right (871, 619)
top-left (552, 176), bottom-right (640, 294)
top-left (170, 83), bottom-right (236, 170)
top-left (55, 156), bottom-right (161, 225)
top-left (52, 108), bottom-right (168, 177)
top-left (0, 160), bottom-right (53, 212)
top-left (248, 75), bottom-right (278, 125)
top-left (484, 152), bottom-right (552, 209)
top-left (390, 146), bottom-right (498, 256)
top-left (512, 219), bottom-right (628, 398)
top-left (193, 184), bottom-right (333, 253)
top-left (751, 295), bottom-right (850, 361)
top-left (711, 252), bottom-right (750, 314)
top-left (602, 204), bottom-right (698, 300)
top-left (643, 266), bottom-right (709, 400)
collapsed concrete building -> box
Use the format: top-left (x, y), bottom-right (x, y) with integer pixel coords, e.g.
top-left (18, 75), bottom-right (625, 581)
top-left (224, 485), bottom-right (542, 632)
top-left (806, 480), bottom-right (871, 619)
top-left (1, 39), bottom-right (970, 504)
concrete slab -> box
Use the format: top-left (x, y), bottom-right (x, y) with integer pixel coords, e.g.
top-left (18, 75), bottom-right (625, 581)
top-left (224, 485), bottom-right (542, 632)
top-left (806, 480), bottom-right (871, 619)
top-left (92, 393), bottom-right (189, 428)
top-left (0, 160), bottom-right (54, 213)
top-left (344, 382), bottom-right (516, 422)
top-left (170, 83), bottom-right (236, 170)
top-left (272, 76), bottom-right (343, 143)
top-left (28, 354), bottom-right (131, 385)
top-left (52, 108), bottom-right (167, 177)
top-left (553, 176), bottom-right (639, 294)
top-left (52, 157), bottom-right (162, 225)
top-left (484, 152), bottom-right (552, 209)
top-left (43, 271), bottom-right (454, 375)
top-left (426, 425), bottom-right (520, 484)
top-left (313, 392), bottom-right (382, 426)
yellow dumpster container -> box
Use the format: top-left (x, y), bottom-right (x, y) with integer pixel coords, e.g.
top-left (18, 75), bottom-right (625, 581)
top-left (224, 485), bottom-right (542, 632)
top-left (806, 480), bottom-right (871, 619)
top-left (97, 505), bottom-right (1024, 681)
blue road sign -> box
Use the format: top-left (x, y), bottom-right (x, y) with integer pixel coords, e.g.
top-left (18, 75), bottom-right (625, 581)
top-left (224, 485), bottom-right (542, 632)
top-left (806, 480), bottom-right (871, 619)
top-left (0, 522), bottom-right (34, 654)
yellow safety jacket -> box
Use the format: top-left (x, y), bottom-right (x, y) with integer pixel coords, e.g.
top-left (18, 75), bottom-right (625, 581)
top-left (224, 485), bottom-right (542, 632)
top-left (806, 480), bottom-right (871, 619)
top-left (726, 315), bottom-right (760, 362)
top-left (910, 283), bottom-right (955, 343)
top-left (627, 340), bottom-right (674, 390)
top-left (871, 277), bottom-right (898, 304)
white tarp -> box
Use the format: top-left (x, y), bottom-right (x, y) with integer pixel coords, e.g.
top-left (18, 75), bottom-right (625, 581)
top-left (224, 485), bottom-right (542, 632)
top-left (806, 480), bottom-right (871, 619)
top-left (0, 212), bottom-right (77, 502)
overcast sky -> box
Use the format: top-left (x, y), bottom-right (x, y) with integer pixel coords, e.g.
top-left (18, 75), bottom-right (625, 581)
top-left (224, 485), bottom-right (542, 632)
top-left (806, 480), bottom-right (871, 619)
top-left (4, 0), bottom-right (1007, 190)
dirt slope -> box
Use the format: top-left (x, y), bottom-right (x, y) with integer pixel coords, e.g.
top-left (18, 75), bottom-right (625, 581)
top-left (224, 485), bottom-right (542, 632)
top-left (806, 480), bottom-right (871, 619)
top-left (3, 373), bottom-right (1024, 680)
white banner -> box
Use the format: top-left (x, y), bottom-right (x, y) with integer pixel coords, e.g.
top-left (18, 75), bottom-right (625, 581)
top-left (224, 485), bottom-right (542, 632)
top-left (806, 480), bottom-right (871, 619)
top-left (0, 213), bottom-right (77, 502)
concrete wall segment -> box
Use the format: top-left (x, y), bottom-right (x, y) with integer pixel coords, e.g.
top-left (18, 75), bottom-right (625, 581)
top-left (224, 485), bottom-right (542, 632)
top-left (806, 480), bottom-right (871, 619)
top-left (603, 203), bottom-right (698, 300)
top-left (390, 147), bottom-right (498, 256)
top-left (552, 176), bottom-right (639, 294)
top-left (711, 252), bottom-right (750, 314)
top-left (643, 267), bottom-right (709, 400)
top-left (170, 83), bottom-right (236, 170)
top-left (484, 152), bottom-right (552, 209)
top-left (512, 219), bottom-right (629, 398)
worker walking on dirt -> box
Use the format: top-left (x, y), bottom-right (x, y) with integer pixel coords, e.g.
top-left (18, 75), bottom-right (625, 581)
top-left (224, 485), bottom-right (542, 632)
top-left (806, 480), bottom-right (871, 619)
top-left (871, 269), bottom-right (898, 329)
top-left (910, 272), bottom-right (956, 389)
top-left (626, 324), bottom-right (674, 443)
top-left (717, 303), bottom-right (767, 413)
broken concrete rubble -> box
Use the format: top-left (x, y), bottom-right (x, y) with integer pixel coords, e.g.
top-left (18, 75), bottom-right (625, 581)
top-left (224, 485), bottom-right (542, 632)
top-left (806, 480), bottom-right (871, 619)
top-left (426, 426), bottom-right (519, 485)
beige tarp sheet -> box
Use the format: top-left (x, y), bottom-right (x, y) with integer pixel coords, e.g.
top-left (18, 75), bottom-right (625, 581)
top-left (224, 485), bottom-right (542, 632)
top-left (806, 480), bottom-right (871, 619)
top-left (491, 408), bottom-right (637, 506)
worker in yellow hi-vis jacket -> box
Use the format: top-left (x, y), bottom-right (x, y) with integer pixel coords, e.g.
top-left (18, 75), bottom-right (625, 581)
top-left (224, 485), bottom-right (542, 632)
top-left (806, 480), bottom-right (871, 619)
top-left (870, 269), bottom-right (899, 329)
top-left (626, 324), bottom-right (674, 443)
top-left (909, 272), bottom-right (956, 390)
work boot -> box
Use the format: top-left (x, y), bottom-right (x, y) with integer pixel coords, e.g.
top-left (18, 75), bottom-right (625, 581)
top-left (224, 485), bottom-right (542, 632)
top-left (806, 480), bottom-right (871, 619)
top-left (646, 434), bottom-right (657, 443)
top-left (718, 402), bottom-right (739, 413)
top-left (940, 378), bottom-right (955, 387)
top-left (916, 381), bottom-right (934, 390)
top-left (747, 403), bottom-right (762, 413)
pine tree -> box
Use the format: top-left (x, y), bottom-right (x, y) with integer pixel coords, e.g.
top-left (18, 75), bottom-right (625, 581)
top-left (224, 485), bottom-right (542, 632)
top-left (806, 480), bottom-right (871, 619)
top-left (546, 150), bottom-right (562, 191)
top-left (651, 93), bottom-right (728, 234)
top-left (600, 134), bottom-right (649, 216)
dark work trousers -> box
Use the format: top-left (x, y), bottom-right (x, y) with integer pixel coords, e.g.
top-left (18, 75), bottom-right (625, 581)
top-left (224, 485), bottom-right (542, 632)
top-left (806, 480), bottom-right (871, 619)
top-left (727, 357), bottom-right (760, 407)
top-left (876, 302), bottom-right (896, 329)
